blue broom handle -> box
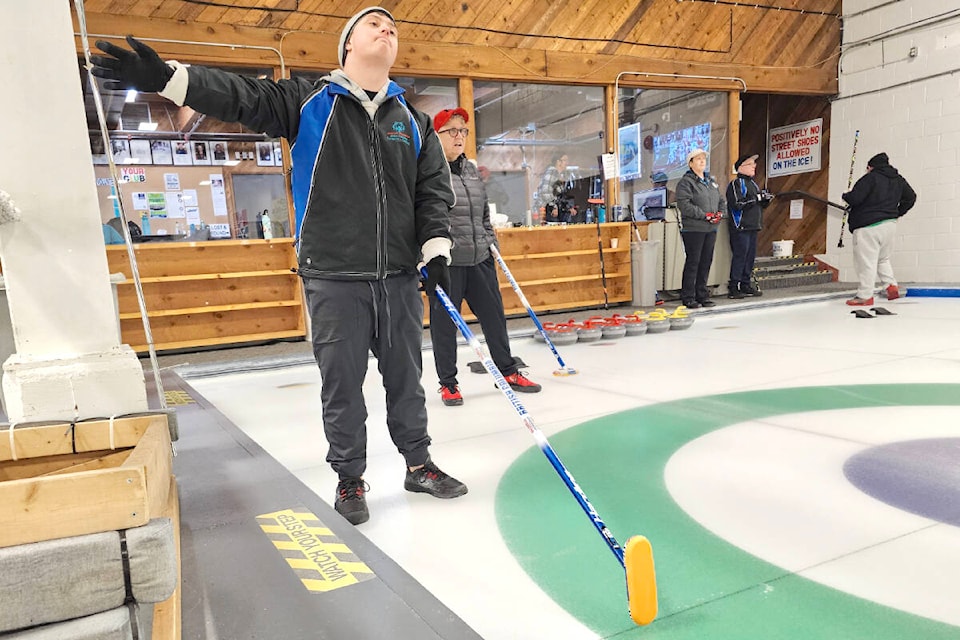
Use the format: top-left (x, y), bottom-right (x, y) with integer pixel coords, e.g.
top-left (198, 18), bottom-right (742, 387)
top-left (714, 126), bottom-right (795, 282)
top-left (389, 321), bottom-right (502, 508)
top-left (422, 267), bottom-right (624, 566)
top-left (489, 246), bottom-right (573, 372)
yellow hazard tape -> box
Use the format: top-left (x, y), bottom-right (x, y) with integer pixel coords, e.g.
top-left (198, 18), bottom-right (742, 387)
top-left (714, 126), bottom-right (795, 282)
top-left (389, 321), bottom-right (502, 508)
top-left (256, 508), bottom-right (375, 593)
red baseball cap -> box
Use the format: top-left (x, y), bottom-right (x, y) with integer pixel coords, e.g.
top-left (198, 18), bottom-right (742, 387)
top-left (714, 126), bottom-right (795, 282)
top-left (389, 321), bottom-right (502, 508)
top-left (433, 108), bottom-right (469, 132)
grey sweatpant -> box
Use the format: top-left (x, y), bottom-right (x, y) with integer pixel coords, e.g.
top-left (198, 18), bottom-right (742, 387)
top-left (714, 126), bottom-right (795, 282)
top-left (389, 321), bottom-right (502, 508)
top-left (303, 275), bottom-right (431, 479)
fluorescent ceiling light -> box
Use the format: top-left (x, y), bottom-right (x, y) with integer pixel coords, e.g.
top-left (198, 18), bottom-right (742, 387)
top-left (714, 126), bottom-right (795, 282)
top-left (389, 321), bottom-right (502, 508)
top-left (138, 122), bottom-right (158, 131)
top-left (125, 89), bottom-right (137, 103)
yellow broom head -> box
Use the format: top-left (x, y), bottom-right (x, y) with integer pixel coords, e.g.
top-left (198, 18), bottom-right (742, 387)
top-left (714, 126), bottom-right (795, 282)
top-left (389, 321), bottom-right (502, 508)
top-left (624, 535), bottom-right (658, 625)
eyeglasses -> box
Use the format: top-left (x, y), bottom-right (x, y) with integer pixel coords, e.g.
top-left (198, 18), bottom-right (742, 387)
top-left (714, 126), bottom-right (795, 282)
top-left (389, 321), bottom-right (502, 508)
top-left (439, 128), bottom-right (470, 138)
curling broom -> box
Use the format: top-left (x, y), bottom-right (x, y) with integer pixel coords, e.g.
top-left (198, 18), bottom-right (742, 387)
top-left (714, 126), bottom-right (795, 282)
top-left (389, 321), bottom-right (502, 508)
top-left (422, 267), bottom-right (657, 625)
top-left (490, 245), bottom-right (577, 376)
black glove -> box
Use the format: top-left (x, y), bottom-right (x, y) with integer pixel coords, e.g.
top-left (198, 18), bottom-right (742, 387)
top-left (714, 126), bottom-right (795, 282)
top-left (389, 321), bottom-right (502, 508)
top-left (91, 36), bottom-right (174, 92)
top-left (423, 256), bottom-right (450, 296)
top-left (760, 190), bottom-right (775, 203)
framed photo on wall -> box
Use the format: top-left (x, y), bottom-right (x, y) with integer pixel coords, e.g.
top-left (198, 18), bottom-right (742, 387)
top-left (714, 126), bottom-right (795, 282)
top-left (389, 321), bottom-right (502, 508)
top-left (129, 139), bottom-right (153, 165)
top-left (173, 141), bottom-right (192, 166)
top-left (211, 141), bottom-right (229, 165)
top-left (151, 140), bottom-right (173, 165)
top-left (273, 141), bottom-right (283, 167)
top-left (256, 141), bottom-right (274, 167)
top-left (192, 141), bottom-right (211, 165)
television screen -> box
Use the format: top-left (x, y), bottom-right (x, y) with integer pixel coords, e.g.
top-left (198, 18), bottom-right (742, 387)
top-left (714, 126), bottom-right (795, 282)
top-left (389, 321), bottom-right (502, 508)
top-left (632, 187), bottom-right (667, 221)
top-left (652, 123), bottom-right (711, 179)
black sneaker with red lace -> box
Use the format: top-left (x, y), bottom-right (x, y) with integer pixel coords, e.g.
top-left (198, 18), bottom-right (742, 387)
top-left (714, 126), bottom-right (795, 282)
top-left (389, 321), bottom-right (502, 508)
top-left (335, 477), bottom-right (369, 525)
top-left (439, 383), bottom-right (463, 406)
top-left (502, 371), bottom-right (542, 393)
top-left (404, 460), bottom-right (468, 499)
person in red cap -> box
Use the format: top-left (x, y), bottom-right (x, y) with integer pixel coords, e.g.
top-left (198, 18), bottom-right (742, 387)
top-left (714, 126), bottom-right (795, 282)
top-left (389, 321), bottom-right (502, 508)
top-left (90, 7), bottom-right (468, 526)
top-left (429, 108), bottom-right (542, 406)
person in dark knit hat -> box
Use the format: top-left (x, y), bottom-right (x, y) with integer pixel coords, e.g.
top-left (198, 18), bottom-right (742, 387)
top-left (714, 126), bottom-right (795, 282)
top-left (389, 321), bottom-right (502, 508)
top-left (842, 152), bottom-right (917, 306)
top-left (428, 107), bottom-right (542, 407)
top-left (725, 153), bottom-right (772, 298)
top-left (91, 6), bottom-right (468, 527)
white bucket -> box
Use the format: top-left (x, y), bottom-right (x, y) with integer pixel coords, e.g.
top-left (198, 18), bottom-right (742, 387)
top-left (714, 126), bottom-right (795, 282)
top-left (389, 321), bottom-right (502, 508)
top-left (772, 239), bottom-right (794, 257)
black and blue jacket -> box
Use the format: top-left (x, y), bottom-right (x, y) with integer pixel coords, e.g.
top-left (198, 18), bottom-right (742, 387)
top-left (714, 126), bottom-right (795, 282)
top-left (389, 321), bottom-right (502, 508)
top-left (182, 67), bottom-right (453, 280)
top-left (725, 174), bottom-right (767, 232)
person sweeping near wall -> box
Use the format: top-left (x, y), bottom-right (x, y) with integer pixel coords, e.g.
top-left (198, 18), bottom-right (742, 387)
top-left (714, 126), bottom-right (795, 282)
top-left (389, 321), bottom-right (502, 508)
top-left (429, 108), bottom-right (541, 406)
top-left (841, 152), bottom-right (916, 306)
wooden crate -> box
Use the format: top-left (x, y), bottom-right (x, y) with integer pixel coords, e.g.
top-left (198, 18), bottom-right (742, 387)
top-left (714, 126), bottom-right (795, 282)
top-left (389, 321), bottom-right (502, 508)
top-left (0, 415), bottom-right (173, 548)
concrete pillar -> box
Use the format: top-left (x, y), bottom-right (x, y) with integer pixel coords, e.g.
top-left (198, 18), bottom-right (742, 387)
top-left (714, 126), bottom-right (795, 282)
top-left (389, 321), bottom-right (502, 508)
top-left (0, 0), bottom-right (148, 422)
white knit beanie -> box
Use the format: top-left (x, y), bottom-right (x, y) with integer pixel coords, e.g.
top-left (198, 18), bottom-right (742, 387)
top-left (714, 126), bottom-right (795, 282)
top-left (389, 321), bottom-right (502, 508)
top-left (338, 7), bottom-right (395, 67)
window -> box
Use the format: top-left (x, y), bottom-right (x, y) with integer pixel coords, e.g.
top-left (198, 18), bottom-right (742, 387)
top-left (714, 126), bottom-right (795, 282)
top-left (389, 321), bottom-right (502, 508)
top-left (81, 61), bottom-right (286, 239)
top-left (617, 88), bottom-right (730, 219)
top-left (473, 82), bottom-right (604, 224)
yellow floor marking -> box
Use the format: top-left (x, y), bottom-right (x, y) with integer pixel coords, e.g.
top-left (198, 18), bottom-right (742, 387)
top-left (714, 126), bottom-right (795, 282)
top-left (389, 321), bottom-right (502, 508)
top-left (256, 508), bottom-right (375, 593)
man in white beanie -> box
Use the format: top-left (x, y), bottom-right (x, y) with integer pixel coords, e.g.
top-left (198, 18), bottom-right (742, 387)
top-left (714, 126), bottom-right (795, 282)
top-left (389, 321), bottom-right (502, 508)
top-left (91, 7), bottom-right (466, 526)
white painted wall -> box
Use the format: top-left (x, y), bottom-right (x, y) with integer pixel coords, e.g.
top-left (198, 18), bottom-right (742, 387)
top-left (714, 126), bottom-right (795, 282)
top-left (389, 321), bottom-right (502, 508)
top-left (825, 1), bottom-right (960, 284)
top-left (0, 0), bottom-right (147, 422)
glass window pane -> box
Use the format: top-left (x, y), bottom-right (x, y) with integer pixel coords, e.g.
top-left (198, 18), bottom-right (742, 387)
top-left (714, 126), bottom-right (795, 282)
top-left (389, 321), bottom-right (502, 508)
top-left (82, 60), bottom-right (288, 240)
top-left (616, 87), bottom-right (729, 221)
top-left (474, 81), bottom-right (604, 225)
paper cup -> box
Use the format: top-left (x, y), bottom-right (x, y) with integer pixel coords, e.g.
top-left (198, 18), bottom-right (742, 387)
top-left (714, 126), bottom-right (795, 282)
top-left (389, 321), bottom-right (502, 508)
top-left (610, 238), bottom-right (620, 249)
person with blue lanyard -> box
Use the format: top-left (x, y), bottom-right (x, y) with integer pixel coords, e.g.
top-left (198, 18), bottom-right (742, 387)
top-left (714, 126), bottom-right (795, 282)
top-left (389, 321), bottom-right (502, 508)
top-left (675, 148), bottom-right (726, 308)
top-left (90, 6), bottom-right (468, 526)
top-left (725, 153), bottom-right (773, 299)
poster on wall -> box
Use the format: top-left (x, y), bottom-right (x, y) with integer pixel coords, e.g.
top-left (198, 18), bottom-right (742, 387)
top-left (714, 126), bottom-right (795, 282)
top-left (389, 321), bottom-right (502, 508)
top-left (209, 174), bottom-right (228, 216)
top-left (256, 141), bottom-right (274, 166)
top-left (211, 141), bottom-right (230, 165)
top-left (132, 192), bottom-right (148, 211)
top-left (767, 118), bottom-right (822, 178)
top-left (273, 141), bottom-right (284, 167)
top-left (151, 140), bottom-right (173, 165)
top-left (165, 192), bottom-right (185, 219)
top-left (173, 141), bottom-right (192, 166)
top-left (147, 192), bottom-right (167, 217)
top-left (164, 173), bottom-right (180, 191)
top-left (618, 123), bottom-right (641, 181)
top-left (192, 141), bottom-right (211, 165)
top-left (129, 139), bottom-right (152, 164)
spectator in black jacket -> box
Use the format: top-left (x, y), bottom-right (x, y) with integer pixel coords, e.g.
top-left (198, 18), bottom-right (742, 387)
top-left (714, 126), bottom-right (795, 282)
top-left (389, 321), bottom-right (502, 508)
top-left (428, 108), bottom-right (541, 407)
top-left (725, 153), bottom-right (772, 298)
top-left (842, 152), bottom-right (917, 306)
top-left (676, 148), bottom-right (726, 308)
top-left (91, 6), bottom-right (467, 527)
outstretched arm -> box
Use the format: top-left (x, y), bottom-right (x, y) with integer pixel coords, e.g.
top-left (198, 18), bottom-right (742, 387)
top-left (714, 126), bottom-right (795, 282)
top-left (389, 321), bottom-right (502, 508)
top-left (92, 36), bottom-right (309, 141)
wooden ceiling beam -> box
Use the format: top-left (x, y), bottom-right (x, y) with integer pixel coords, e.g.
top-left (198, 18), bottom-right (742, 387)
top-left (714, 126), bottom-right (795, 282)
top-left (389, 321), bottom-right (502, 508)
top-left (74, 11), bottom-right (837, 94)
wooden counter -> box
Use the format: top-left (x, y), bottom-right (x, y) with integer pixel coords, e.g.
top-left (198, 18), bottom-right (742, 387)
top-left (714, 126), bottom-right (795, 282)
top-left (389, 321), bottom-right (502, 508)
top-left (106, 239), bottom-right (304, 353)
top-left (428, 222), bottom-right (642, 324)
top-left (106, 224), bottom-right (641, 352)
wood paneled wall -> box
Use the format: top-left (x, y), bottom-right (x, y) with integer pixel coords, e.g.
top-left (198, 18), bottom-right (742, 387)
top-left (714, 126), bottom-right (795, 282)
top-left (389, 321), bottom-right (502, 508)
top-left (73, 1), bottom-right (839, 95)
top-left (740, 94), bottom-right (833, 257)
